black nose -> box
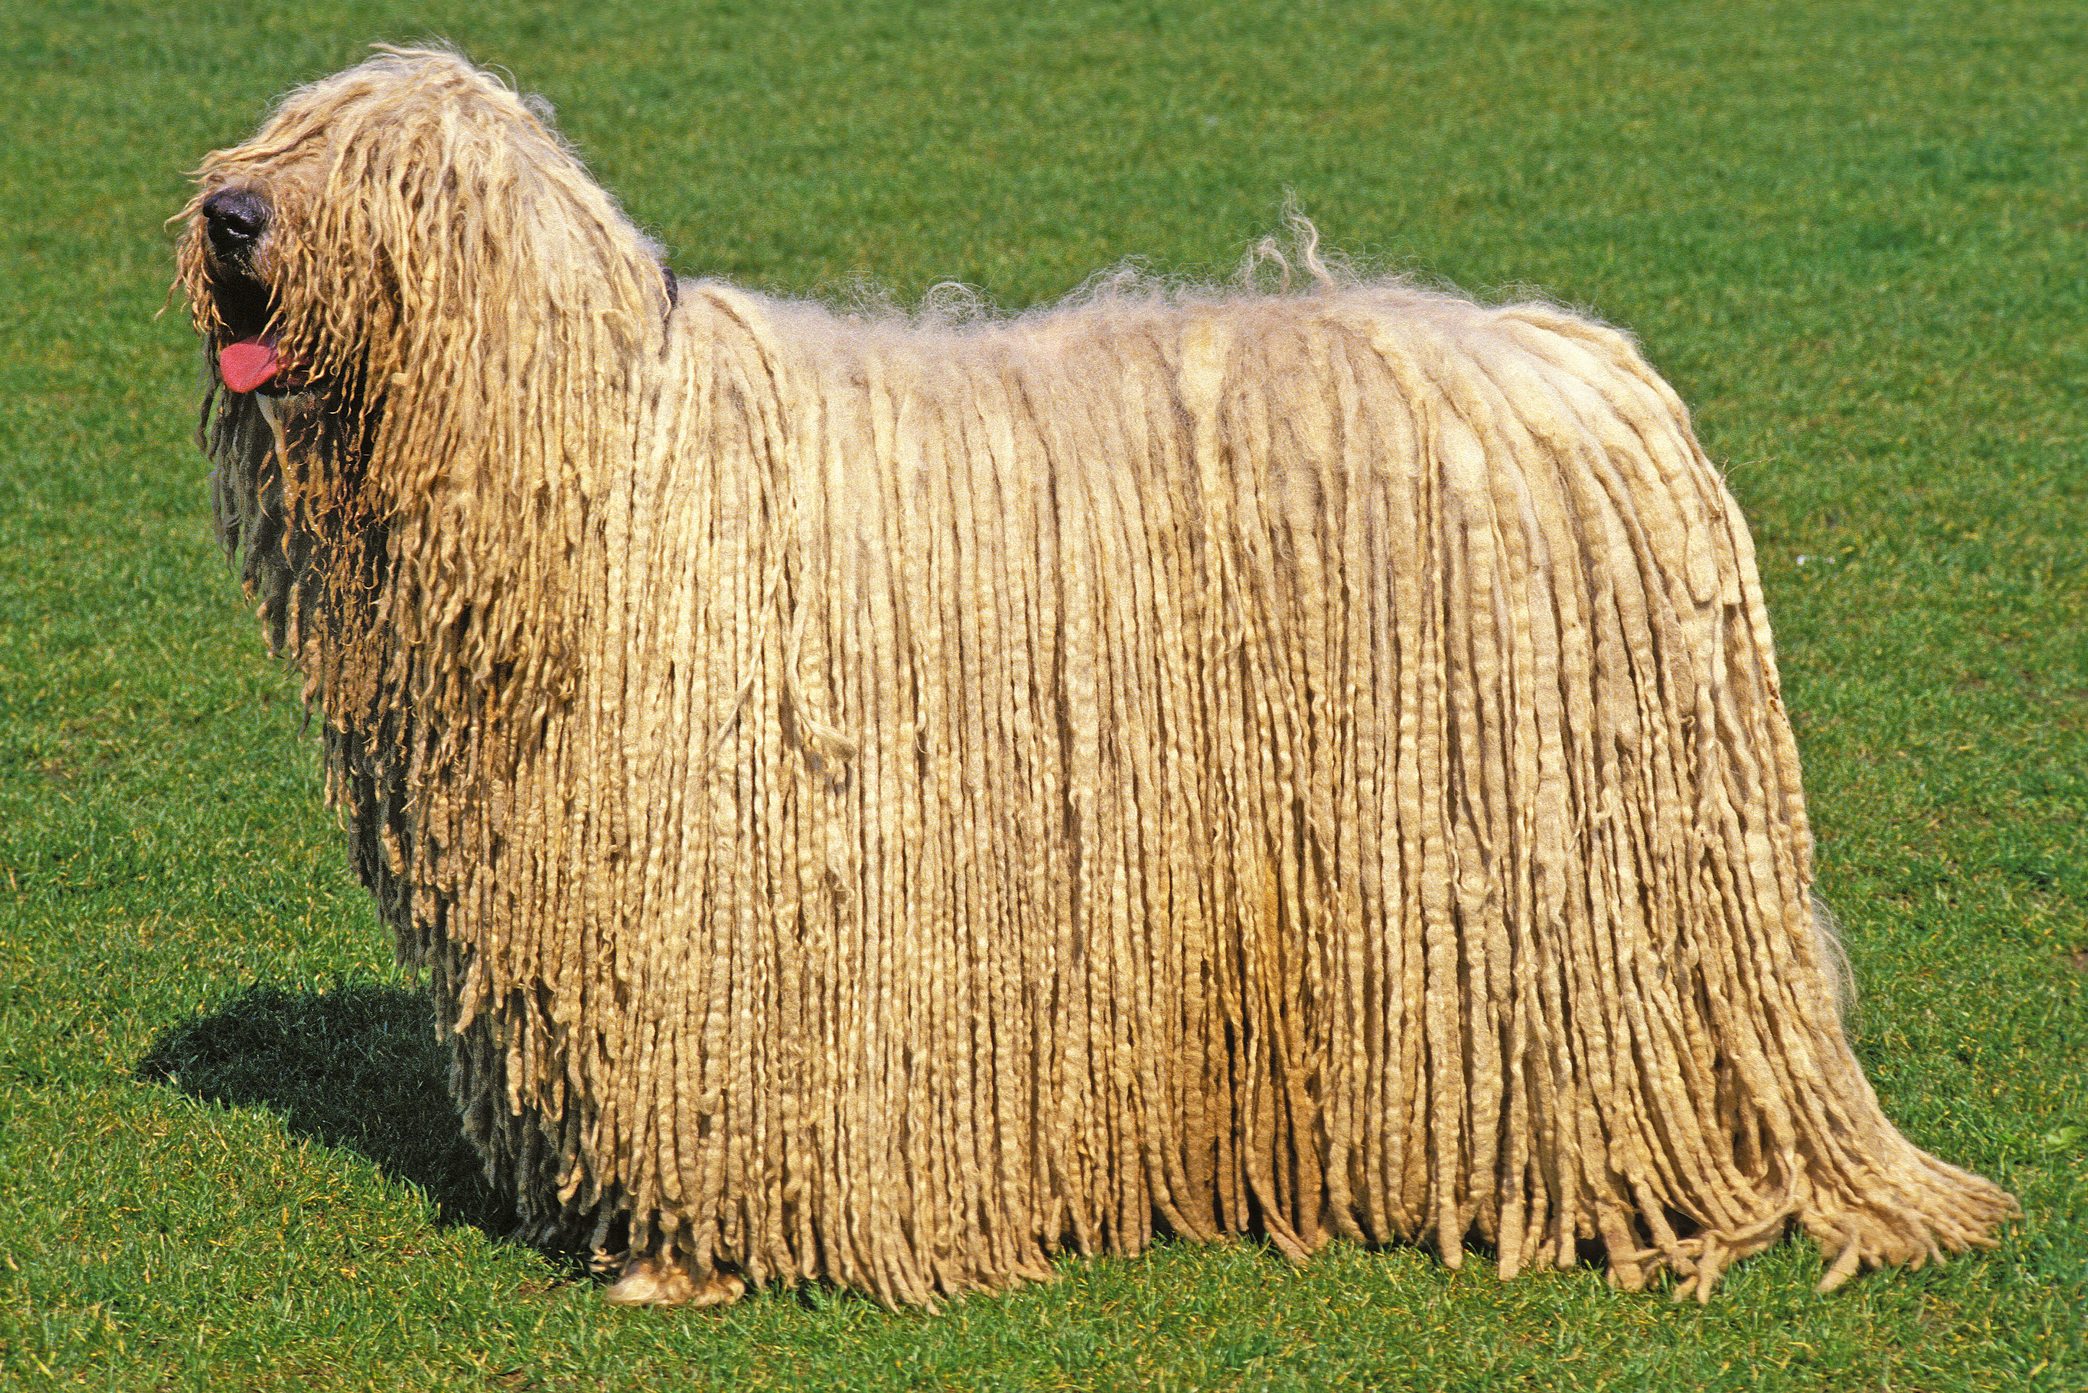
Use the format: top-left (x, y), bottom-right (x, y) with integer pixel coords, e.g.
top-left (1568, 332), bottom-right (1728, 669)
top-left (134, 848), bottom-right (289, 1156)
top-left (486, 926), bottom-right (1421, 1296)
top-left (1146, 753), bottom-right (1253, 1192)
top-left (203, 187), bottom-right (269, 254)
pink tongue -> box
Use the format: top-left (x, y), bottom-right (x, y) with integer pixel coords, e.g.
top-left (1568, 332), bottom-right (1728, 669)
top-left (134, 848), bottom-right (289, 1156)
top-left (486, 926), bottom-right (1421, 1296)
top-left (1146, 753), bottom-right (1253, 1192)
top-left (219, 338), bottom-right (282, 394)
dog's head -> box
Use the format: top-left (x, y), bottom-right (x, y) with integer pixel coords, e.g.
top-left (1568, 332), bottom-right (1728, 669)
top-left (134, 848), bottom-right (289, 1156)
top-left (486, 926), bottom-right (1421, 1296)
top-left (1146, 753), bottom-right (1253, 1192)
top-left (175, 46), bottom-right (673, 411)
top-left (176, 49), bottom-right (678, 718)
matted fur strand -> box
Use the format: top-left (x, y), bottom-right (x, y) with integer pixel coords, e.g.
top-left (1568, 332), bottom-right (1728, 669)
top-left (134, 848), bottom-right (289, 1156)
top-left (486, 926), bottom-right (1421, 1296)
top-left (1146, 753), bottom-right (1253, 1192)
top-left (177, 49), bottom-right (2012, 1307)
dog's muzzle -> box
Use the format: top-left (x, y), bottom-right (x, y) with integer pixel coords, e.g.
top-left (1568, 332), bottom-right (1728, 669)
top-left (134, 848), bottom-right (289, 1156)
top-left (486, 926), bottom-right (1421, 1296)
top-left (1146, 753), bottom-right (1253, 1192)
top-left (204, 187), bottom-right (269, 261)
top-left (201, 187), bottom-right (298, 395)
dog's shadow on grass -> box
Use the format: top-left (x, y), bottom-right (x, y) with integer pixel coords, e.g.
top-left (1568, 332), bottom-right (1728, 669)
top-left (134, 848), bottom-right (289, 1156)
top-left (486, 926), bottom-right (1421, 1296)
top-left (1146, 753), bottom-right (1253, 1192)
top-left (137, 982), bottom-right (516, 1239)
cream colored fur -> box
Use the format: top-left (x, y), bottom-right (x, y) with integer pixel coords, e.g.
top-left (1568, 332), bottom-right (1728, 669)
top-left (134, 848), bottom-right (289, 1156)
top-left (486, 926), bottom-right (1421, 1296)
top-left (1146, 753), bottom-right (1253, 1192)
top-left (178, 48), bottom-right (2011, 1307)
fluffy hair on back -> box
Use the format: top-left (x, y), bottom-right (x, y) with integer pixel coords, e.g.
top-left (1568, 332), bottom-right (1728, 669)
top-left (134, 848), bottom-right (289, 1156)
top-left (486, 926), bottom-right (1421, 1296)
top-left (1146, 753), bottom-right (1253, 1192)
top-left (176, 48), bottom-right (2012, 1307)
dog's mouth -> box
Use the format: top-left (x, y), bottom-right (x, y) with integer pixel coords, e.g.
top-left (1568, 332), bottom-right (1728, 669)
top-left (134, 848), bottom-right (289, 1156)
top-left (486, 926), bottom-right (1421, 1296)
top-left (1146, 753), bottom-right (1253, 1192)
top-left (218, 331), bottom-right (291, 395)
top-left (200, 186), bottom-right (304, 396)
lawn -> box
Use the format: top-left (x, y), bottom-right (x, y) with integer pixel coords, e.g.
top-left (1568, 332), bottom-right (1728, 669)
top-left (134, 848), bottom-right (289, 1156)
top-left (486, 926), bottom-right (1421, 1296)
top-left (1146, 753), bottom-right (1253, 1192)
top-left (1, 1), bottom-right (2082, 1388)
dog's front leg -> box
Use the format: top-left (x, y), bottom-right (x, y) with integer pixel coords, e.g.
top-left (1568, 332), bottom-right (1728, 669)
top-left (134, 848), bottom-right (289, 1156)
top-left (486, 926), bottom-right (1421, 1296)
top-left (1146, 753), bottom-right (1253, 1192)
top-left (603, 1253), bottom-right (747, 1309)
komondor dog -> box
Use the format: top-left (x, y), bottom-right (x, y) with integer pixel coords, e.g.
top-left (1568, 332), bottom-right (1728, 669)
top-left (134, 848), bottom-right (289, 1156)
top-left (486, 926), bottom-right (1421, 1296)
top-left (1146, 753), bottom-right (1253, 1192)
top-left (175, 48), bottom-right (2012, 1308)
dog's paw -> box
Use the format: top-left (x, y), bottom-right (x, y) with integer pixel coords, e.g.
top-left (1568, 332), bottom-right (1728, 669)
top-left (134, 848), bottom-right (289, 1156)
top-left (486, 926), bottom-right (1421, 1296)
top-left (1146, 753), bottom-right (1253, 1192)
top-left (604, 1254), bottom-right (746, 1309)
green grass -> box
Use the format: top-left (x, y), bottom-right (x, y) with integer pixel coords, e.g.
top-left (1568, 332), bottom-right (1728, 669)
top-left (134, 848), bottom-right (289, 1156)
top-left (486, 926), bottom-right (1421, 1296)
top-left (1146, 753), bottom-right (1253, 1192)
top-left (1, 1), bottom-right (2083, 1387)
